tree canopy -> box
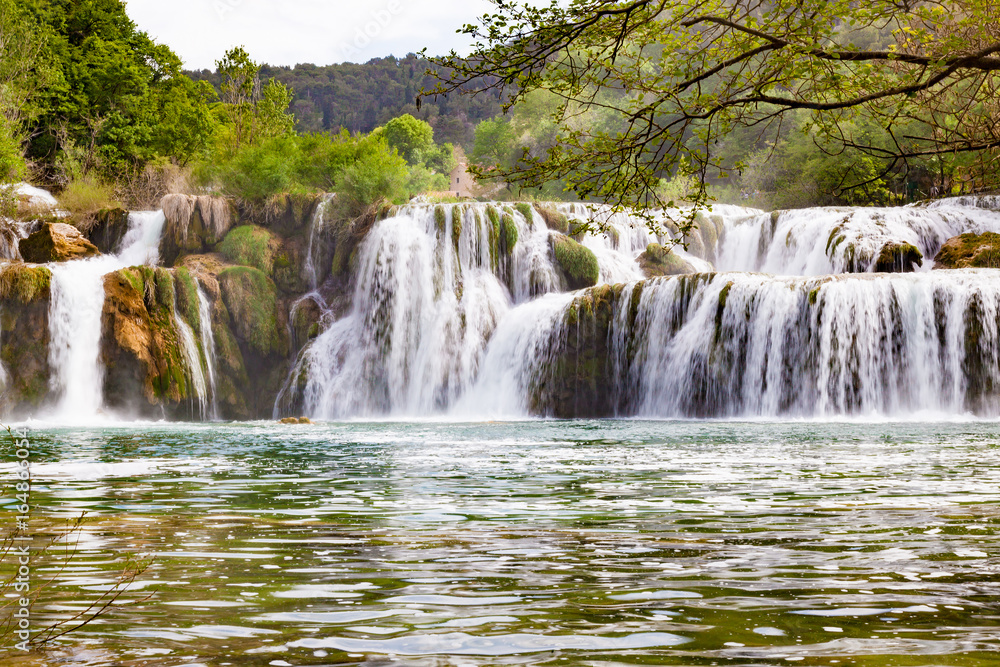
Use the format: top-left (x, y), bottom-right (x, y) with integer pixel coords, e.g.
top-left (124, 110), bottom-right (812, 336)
top-left (429, 0), bottom-right (1000, 220)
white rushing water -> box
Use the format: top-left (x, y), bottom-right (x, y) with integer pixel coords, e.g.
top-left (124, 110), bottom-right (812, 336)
top-left (197, 285), bottom-right (219, 420)
top-left (291, 198), bottom-right (1000, 420)
top-left (173, 306), bottom-right (208, 420)
top-left (46, 211), bottom-right (166, 421)
top-left (715, 196), bottom-right (1000, 275)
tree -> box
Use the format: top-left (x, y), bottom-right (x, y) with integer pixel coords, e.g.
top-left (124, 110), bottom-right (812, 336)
top-left (383, 114), bottom-right (435, 164)
top-left (216, 46), bottom-right (295, 151)
top-left (428, 0), bottom-right (1000, 230)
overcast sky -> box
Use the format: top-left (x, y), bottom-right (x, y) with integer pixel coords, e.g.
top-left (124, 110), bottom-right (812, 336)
top-left (125, 0), bottom-right (494, 70)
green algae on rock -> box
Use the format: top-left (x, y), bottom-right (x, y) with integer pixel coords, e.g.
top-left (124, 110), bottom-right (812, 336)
top-left (550, 234), bottom-right (599, 290)
top-left (934, 232), bottom-right (1000, 269)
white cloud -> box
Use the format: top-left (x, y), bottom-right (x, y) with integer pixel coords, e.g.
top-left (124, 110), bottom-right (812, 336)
top-left (125, 0), bottom-right (493, 70)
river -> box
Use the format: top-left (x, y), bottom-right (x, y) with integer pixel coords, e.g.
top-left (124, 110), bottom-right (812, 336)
top-left (4, 418), bottom-right (998, 665)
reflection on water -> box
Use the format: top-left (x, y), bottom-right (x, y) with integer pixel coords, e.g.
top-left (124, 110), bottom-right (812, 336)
top-left (1, 420), bottom-right (999, 665)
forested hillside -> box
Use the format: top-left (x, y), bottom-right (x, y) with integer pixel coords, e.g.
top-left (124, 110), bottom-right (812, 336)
top-left (188, 55), bottom-right (503, 148)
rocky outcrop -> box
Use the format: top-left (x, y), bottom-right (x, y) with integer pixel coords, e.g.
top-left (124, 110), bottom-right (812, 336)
top-left (159, 194), bottom-right (236, 266)
top-left (87, 208), bottom-right (131, 254)
top-left (934, 232), bottom-right (1000, 269)
top-left (0, 265), bottom-right (52, 416)
top-left (550, 234), bottom-right (599, 290)
top-left (19, 222), bottom-right (100, 263)
top-left (874, 242), bottom-right (923, 272)
top-left (529, 283), bottom-right (638, 417)
top-left (100, 267), bottom-right (196, 418)
top-left (638, 243), bottom-right (695, 277)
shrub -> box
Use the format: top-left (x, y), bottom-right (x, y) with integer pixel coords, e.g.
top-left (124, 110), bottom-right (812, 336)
top-left (216, 225), bottom-right (277, 274)
top-left (335, 138), bottom-right (409, 217)
top-left (212, 135), bottom-right (300, 202)
top-left (57, 174), bottom-right (122, 231)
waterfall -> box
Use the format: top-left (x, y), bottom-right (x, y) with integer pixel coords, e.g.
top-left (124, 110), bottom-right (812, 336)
top-left (303, 194), bottom-right (334, 292)
top-left (173, 306), bottom-right (208, 420)
top-left (290, 204), bottom-right (520, 418)
top-left (287, 199), bottom-right (1000, 420)
top-left (714, 198), bottom-right (1000, 275)
top-left (197, 286), bottom-right (219, 420)
top-left (46, 211), bottom-right (166, 421)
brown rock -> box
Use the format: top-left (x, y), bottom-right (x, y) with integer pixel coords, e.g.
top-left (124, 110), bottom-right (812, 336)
top-left (19, 222), bottom-right (100, 263)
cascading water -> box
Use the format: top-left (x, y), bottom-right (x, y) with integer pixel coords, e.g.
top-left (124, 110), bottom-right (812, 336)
top-left (46, 211), bottom-right (166, 421)
top-left (290, 204), bottom-right (517, 418)
top-left (173, 305), bottom-right (208, 419)
top-left (289, 197), bottom-right (1000, 420)
top-left (197, 286), bottom-right (219, 420)
top-left (303, 193), bottom-right (335, 292)
top-left (715, 197), bottom-right (1000, 275)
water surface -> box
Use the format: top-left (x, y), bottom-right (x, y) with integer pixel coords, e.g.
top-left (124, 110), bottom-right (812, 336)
top-left (2, 420), bottom-right (998, 666)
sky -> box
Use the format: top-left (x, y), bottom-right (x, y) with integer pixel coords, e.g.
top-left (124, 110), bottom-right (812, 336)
top-left (125, 0), bottom-right (494, 70)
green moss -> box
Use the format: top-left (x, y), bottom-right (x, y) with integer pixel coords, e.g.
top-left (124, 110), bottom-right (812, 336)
top-left (551, 234), bottom-right (599, 290)
top-left (501, 213), bottom-right (518, 254)
top-left (154, 267), bottom-right (175, 312)
top-left (0, 265), bottom-right (51, 303)
top-left (173, 267), bottom-right (201, 334)
top-left (638, 243), bottom-right (695, 277)
top-left (935, 232), bottom-right (1000, 269)
top-left (434, 205), bottom-right (447, 236)
top-left (514, 202), bottom-right (534, 222)
top-left (874, 242), bottom-right (923, 273)
top-left (216, 225), bottom-right (277, 274)
top-left (536, 205), bottom-right (569, 234)
top-left (218, 266), bottom-right (283, 356)
top-left (451, 205), bottom-right (463, 250)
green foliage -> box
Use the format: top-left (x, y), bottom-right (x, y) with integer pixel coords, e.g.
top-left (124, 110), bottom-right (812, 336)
top-left (551, 234), bottom-right (599, 290)
top-left (434, 0), bottom-right (1000, 222)
top-left (189, 55), bottom-right (502, 145)
top-left (210, 135), bottom-right (300, 202)
top-left (218, 266), bottom-right (282, 356)
top-left (514, 202), bottom-right (534, 222)
top-left (57, 174), bottom-right (122, 228)
top-left (334, 138), bottom-right (409, 216)
top-left (217, 225), bottom-right (277, 274)
top-left (19, 0), bottom-right (216, 177)
top-left (384, 114), bottom-right (434, 164)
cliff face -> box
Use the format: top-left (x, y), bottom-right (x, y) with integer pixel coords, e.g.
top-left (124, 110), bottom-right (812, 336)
top-left (0, 265), bottom-right (52, 416)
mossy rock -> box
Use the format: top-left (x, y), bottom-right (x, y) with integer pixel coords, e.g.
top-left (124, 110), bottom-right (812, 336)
top-left (19, 222), bottom-right (100, 263)
top-left (514, 202), bottom-right (534, 223)
top-left (550, 234), bottom-right (599, 290)
top-left (637, 243), bottom-right (696, 277)
top-left (873, 242), bottom-right (923, 273)
top-left (500, 212), bottom-right (518, 255)
top-left (218, 266), bottom-right (286, 357)
top-left (0, 265), bottom-right (51, 303)
top-left (536, 205), bottom-right (569, 234)
top-left (216, 225), bottom-right (279, 274)
top-left (934, 233), bottom-right (1000, 269)
top-left (101, 267), bottom-right (192, 413)
top-left (173, 267), bottom-right (201, 335)
top-left (88, 208), bottom-right (131, 254)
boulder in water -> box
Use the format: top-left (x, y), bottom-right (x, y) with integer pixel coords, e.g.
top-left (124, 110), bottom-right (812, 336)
top-left (550, 234), bottom-right (599, 290)
top-left (638, 243), bottom-right (695, 277)
top-left (874, 242), bottom-right (923, 272)
top-left (87, 208), bottom-right (131, 254)
top-left (19, 222), bottom-right (100, 263)
top-left (933, 232), bottom-right (1000, 269)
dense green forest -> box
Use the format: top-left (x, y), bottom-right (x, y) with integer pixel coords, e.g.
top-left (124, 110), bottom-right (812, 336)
top-left (188, 56), bottom-right (503, 148)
